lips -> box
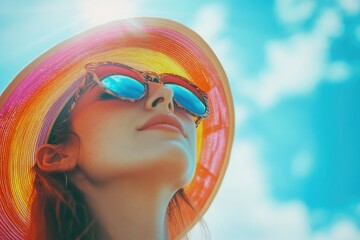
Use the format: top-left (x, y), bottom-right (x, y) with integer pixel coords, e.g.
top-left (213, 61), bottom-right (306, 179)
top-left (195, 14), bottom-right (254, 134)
top-left (137, 114), bottom-right (186, 137)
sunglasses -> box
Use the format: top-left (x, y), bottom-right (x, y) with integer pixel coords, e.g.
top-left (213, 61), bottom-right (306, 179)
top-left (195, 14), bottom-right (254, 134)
top-left (72, 62), bottom-right (210, 126)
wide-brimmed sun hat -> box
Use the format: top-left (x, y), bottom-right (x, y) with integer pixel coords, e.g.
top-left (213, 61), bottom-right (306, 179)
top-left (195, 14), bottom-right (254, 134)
top-left (0, 17), bottom-right (234, 239)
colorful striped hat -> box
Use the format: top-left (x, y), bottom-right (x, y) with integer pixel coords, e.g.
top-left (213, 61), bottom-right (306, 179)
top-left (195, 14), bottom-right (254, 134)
top-left (0, 17), bottom-right (234, 239)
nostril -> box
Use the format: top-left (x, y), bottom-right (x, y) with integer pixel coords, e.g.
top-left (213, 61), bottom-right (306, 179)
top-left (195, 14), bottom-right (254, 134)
top-left (152, 97), bottom-right (164, 107)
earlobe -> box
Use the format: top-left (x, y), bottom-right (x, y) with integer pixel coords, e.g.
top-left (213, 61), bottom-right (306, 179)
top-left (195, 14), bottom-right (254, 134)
top-left (36, 144), bottom-right (77, 172)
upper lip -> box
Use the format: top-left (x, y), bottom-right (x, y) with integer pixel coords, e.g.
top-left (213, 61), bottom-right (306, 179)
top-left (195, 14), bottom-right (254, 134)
top-left (137, 114), bottom-right (186, 137)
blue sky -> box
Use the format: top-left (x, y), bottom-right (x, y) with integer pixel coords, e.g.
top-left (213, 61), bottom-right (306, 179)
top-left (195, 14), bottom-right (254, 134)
top-left (1, 0), bottom-right (360, 239)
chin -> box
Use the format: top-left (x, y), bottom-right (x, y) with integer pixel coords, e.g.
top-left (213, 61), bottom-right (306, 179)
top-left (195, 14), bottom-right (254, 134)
top-left (145, 145), bottom-right (196, 187)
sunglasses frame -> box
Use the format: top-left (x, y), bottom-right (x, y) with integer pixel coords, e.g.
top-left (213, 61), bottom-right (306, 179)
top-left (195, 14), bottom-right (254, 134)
top-left (77, 62), bottom-right (210, 126)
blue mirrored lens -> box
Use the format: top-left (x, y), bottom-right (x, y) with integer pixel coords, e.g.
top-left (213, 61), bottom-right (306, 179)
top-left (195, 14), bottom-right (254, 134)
top-left (101, 75), bottom-right (145, 99)
top-left (165, 83), bottom-right (206, 115)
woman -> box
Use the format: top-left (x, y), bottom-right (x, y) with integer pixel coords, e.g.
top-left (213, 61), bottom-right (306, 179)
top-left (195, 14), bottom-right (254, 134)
top-left (0, 17), bottom-right (234, 239)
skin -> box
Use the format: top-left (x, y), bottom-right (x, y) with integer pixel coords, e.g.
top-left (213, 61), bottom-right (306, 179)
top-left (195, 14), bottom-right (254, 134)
top-left (36, 81), bottom-right (197, 240)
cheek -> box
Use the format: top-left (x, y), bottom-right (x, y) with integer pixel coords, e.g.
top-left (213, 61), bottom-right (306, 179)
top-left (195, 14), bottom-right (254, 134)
top-left (184, 126), bottom-right (197, 182)
top-left (178, 111), bottom-right (197, 163)
top-left (71, 109), bottom-right (136, 179)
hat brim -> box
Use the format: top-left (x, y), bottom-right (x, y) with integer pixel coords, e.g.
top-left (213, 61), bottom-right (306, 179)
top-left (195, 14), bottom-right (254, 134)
top-left (0, 17), bottom-right (234, 239)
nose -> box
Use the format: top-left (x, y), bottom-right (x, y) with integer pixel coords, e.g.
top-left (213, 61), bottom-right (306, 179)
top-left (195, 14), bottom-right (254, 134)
top-left (145, 81), bottom-right (175, 113)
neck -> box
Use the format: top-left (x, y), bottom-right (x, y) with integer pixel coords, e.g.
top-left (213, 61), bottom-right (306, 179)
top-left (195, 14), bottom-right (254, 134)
top-left (76, 174), bottom-right (174, 240)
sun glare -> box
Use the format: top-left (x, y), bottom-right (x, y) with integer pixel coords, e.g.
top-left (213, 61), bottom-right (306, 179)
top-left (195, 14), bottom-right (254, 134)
top-left (76, 0), bottom-right (141, 26)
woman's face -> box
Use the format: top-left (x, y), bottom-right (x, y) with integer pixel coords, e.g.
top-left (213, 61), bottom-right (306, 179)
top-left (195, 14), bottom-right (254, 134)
top-left (68, 80), bottom-right (197, 186)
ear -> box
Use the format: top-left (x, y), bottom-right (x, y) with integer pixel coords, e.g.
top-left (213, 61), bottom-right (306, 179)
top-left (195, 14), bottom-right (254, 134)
top-left (36, 144), bottom-right (77, 172)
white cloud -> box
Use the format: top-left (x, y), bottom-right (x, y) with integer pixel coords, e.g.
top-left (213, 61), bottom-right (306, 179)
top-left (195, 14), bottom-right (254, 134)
top-left (314, 9), bottom-right (344, 38)
top-left (311, 220), bottom-right (360, 240)
top-left (234, 104), bottom-right (250, 128)
top-left (192, 3), bottom-right (227, 42)
top-left (240, 9), bottom-right (346, 108)
top-left (243, 33), bottom-right (326, 108)
top-left (200, 140), bottom-right (360, 240)
top-left (326, 61), bottom-right (351, 82)
top-left (75, 0), bottom-right (141, 26)
top-left (192, 3), bottom-right (241, 91)
top-left (337, 0), bottom-right (360, 15)
top-left (275, 0), bottom-right (316, 24)
top-left (203, 141), bottom-right (310, 240)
